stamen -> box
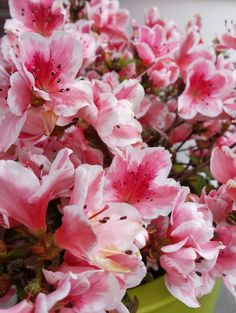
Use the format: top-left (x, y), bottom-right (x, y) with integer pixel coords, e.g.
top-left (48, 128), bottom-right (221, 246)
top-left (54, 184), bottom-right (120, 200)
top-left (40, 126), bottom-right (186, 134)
top-left (89, 205), bottom-right (109, 220)
top-left (125, 250), bottom-right (133, 255)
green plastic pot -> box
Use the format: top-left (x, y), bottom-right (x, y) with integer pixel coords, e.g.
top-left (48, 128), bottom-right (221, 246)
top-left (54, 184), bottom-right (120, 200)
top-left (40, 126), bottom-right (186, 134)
top-left (128, 276), bottom-right (221, 313)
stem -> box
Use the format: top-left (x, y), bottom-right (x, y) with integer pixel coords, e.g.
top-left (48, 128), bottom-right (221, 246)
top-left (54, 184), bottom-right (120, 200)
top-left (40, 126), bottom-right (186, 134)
top-left (178, 159), bottom-right (210, 183)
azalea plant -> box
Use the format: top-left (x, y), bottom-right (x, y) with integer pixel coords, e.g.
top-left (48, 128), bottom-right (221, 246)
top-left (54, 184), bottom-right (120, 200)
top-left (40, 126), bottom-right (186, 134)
top-left (0, 0), bottom-right (236, 312)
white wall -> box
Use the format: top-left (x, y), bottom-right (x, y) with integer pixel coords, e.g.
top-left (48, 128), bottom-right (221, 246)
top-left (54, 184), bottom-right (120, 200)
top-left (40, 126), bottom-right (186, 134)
top-left (120, 0), bottom-right (236, 42)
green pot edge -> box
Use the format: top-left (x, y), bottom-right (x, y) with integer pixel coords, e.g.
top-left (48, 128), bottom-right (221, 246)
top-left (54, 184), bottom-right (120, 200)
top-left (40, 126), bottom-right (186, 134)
top-left (127, 276), bottom-right (222, 313)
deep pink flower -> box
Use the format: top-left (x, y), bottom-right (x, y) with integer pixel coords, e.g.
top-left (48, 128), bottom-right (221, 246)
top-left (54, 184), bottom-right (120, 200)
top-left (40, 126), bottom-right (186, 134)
top-left (16, 31), bottom-right (91, 117)
top-left (136, 25), bottom-right (179, 66)
top-left (139, 96), bottom-right (175, 132)
top-left (58, 164), bottom-right (147, 288)
top-left (148, 58), bottom-right (179, 89)
top-left (176, 31), bottom-right (215, 79)
top-left (64, 20), bottom-right (98, 69)
top-left (86, 0), bottom-right (129, 39)
top-left (5, 0), bottom-right (66, 37)
top-left (104, 146), bottom-right (180, 220)
top-left (217, 23), bottom-right (236, 51)
top-left (0, 31), bottom-right (92, 151)
top-left (80, 79), bottom-right (143, 155)
top-left (178, 59), bottom-right (230, 119)
top-left (145, 7), bottom-right (160, 28)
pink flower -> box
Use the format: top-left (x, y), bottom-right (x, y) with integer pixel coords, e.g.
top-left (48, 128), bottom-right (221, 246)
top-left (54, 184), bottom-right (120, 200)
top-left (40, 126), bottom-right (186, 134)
top-left (44, 267), bottom-right (126, 313)
top-left (60, 126), bottom-right (104, 166)
top-left (104, 146), bottom-right (180, 220)
top-left (64, 20), bottom-right (98, 69)
top-left (210, 146), bottom-right (236, 184)
top-left (55, 204), bottom-right (97, 259)
top-left (0, 148), bottom-right (74, 232)
top-left (160, 189), bottom-right (223, 307)
top-left (145, 7), bottom-right (160, 28)
top-left (0, 31), bottom-right (92, 151)
top-left (0, 287), bottom-right (17, 309)
top-left (139, 96), bottom-right (175, 132)
top-left (136, 25), bottom-right (179, 66)
top-left (210, 146), bottom-right (236, 201)
top-left (178, 59), bottom-right (230, 119)
top-left (5, 0), bottom-right (66, 37)
top-left (161, 248), bottom-right (202, 307)
top-left (16, 31), bottom-right (91, 117)
top-left (176, 31), bottom-right (215, 79)
top-left (0, 66), bottom-right (28, 152)
top-left (148, 57), bottom-right (179, 89)
top-left (80, 79), bottom-right (143, 155)
top-left (86, 0), bottom-right (129, 39)
top-left (56, 164), bottom-right (147, 288)
top-left (217, 23), bottom-right (236, 51)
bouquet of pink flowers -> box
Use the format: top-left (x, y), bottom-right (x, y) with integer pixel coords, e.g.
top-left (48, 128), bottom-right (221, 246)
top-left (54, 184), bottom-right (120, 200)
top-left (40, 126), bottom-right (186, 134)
top-left (0, 0), bottom-right (236, 312)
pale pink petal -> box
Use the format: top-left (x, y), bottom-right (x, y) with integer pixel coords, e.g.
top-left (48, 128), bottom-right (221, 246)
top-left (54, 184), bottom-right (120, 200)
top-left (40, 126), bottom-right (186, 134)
top-left (210, 146), bottom-right (236, 183)
top-left (114, 79), bottom-right (144, 109)
top-left (34, 280), bottom-right (71, 313)
top-left (136, 42), bottom-right (155, 66)
top-left (70, 164), bottom-right (104, 211)
top-left (49, 31), bottom-right (82, 81)
top-left (0, 111), bottom-right (27, 152)
top-left (0, 160), bottom-right (48, 231)
top-left (8, 72), bottom-right (32, 116)
top-left (51, 81), bottom-right (92, 117)
top-left (32, 148), bottom-right (75, 200)
top-left (55, 205), bottom-right (97, 258)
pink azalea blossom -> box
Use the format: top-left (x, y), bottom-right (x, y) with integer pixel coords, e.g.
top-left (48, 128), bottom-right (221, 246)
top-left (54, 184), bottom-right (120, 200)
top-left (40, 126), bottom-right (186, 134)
top-left (145, 7), bottom-right (160, 28)
top-left (197, 186), bottom-right (236, 295)
top-left (86, 0), bottom-right (129, 39)
top-left (178, 59), bottom-right (231, 119)
top-left (148, 57), bottom-right (179, 89)
top-left (0, 66), bottom-right (28, 152)
top-left (210, 146), bottom-right (236, 201)
top-left (44, 267), bottom-right (127, 313)
top-left (5, 0), bottom-right (66, 37)
top-left (0, 31), bottom-right (92, 151)
top-left (139, 96), bottom-right (175, 132)
top-left (64, 20), bottom-right (98, 69)
top-left (0, 148), bottom-right (74, 231)
top-left (16, 31), bottom-right (91, 117)
top-left (104, 146), bottom-right (180, 220)
top-left (56, 164), bottom-right (147, 288)
top-left (217, 22), bottom-right (236, 51)
top-left (136, 24), bottom-right (179, 66)
top-left (210, 146), bottom-right (236, 184)
top-left (176, 31), bottom-right (215, 79)
top-left (80, 79), bottom-right (143, 155)
top-left (160, 188), bottom-right (223, 307)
